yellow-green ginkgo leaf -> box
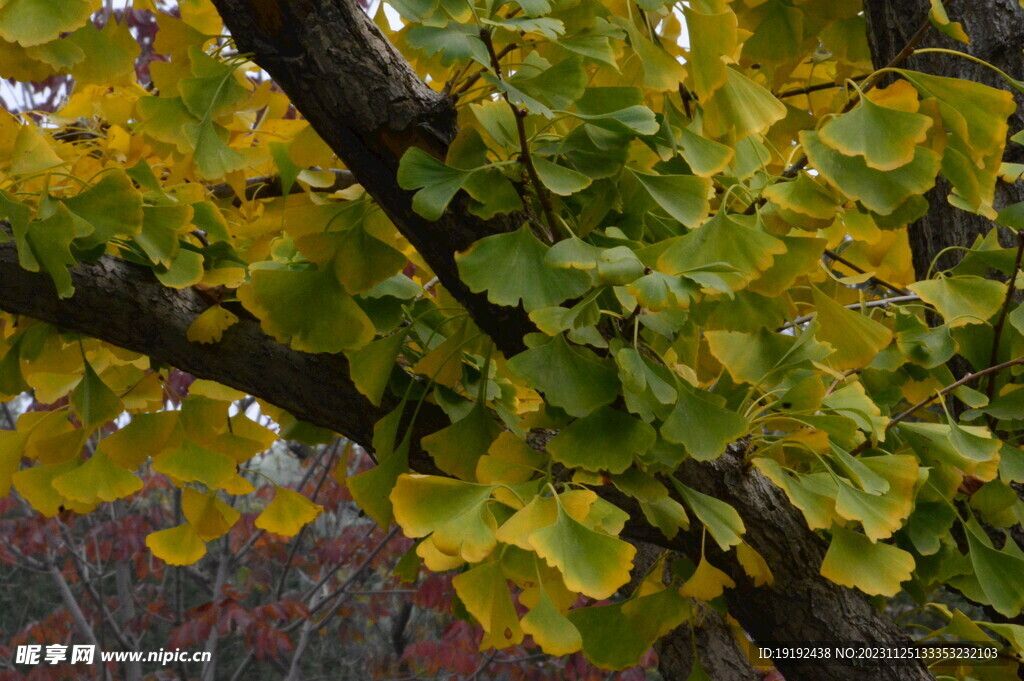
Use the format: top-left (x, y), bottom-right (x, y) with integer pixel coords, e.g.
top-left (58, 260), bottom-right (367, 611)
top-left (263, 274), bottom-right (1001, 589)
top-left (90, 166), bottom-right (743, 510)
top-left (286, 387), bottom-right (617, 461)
top-left (11, 125), bottom-right (63, 175)
top-left (51, 452), bottom-right (142, 504)
top-left (24, 205), bottom-right (77, 298)
top-left (682, 6), bottom-right (736, 100)
top-left (238, 266), bottom-right (375, 353)
top-left (746, 235), bottom-right (827, 297)
top-left (345, 332), bottom-right (406, 407)
top-left (137, 204), bottom-right (191, 267)
top-left (820, 525), bottom-right (914, 597)
top-left (100, 412), bottom-right (180, 469)
top-left (908, 276), bottom-right (1006, 327)
top-left (422, 402), bottom-right (502, 481)
top-left (453, 561), bottom-right (524, 649)
top-left (967, 529), bottom-right (1024, 617)
top-left (62, 171), bottom-right (144, 248)
top-left (670, 478), bottom-right (745, 551)
top-left (657, 212), bottom-right (786, 292)
top-left (818, 96), bottom-right (933, 171)
top-left (705, 324), bottom-right (834, 386)
top-left (811, 287), bottom-right (894, 370)
top-left (755, 459), bottom-right (840, 531)
top-left (184, 120), bottom-right (247, 180)
top-left (254, 486), bottom-right (323, 537)
top-left (71, 361), bottom-right (124, 429)
top-left (702, 67), bottom-right (787, 140)
top-left (0, 0), bottom-right (92, 47)
top-left (762, 174), bottom-right (839, 221)
top-left (677, 124), bottom-right (734, 177)
top-left (66, 20), bottom-right (140, 85)
top-left (146, 523), bottom-right (207, 566)
top-left (801, 130), bottom-right (941, 215)
top-left (661, 386), bottom-right (749, 461)
top-left (834, 481), bottom-right (909, 542)
top-left (506, 334), bottom-right (620, 417)
top-left (495, 490), bottom-right (595, 550)
top-left (346, 407), bottom-right (409, 527)
top-left (181, 487), bottom-right (240, 541)
top-left (152, 437), bottom-right (237, 489)
top-left (187, 304), bottom-right (240, 344)
top-left (11, 459), bottom-right (78, 517)
top-left (521, 584), bottom-right (583, 656)
top-left (530, 502), bottom-right (636, 600)
top-left (0, 428), bottom-right (28, 496)
top-left (630, 170), bottom-right (712, 229)
top-left (391, 475), bottom-right (498, 562)
top-left (679, 556), bottom-right (736, 601)
top-left (397, 147), bottom-right (474, 220)
top-left (547, 406), bottom-right (655, 474)
top-left (456, 224), bottom-right (592, 312)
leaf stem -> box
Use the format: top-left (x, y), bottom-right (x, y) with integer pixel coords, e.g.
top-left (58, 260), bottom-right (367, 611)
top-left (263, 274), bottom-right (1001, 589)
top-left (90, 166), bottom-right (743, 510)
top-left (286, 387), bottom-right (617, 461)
top-left (479, 27), bottom-right (560, 242)
top-left (822, 248), bottom-right (910, 296)
top-left (984, 229), bottom-right (1024, 416)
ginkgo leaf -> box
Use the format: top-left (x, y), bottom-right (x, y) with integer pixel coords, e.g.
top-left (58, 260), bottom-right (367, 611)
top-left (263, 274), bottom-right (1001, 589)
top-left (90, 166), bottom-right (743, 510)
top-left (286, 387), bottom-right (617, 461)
top-left (0, 0), bottom-right (92, 47)
top-left (530, 502), bottom-right (636, 600)
top-left (736, 543), bottom-right (774, 587)
top-left (801, 130), bottom-right (941, 215)
top-left (547, 406), bottom-right (655, 473)
top-left (908, 276), bottom-right (1006, 327)
top-left (677, 124), bottom-right (734, 177)
top-left (146, 523), bottom-right (207, 566)
top-left (62, 171), bottom-right (144, 248)
top-left (25, 204), bottom-right (77, 298)
top-left (51, 452), bottom-right (142, 503)
top-left (506, 334), bottom-right (620, 417)
top-left (679, 556), bottom-right (736, 601)
top-left (66, 20), bottom-right (140, 85)
top-left (452, 562), bottom-right (524, 649)
top-left (811, 287), bottom-right (893, 370)
top-left (706, 325), bottom-right (833, 386)
top-left (181, 487), bottom-right (240, 541)
top-left (138, 204), bottom-right (191, 267)
top-left (238, 266), bottom-right (375, 353)
top-left (187, 305), bottom-right (240, 344)
top-left (457, 225), bottom-right (591, 312)
top-left (391, 475), bottom-right (498, 562)
top-left (521, 584), bottom-right (583, 656)
top-left (345, 332), bottom-right (406, 406)
top-left (422, 402), bottom-right (502, 481)
top-left (762, 174), bottom-right (839, 221)
top-left (0, 429), bottom-right (27, 497)
top-left (533, 157), bottom-right (592, 195)
top-left (495, 490), bottom-right (595, 550)
top-left (818, 96), bottom-right (933, 171)
top-left (11, 459), bottom-right (78, 517)
top-left (346, 408), bottom-right (410, 527)
top-left (967, 529), bottom-right (1024, 617)
top-left (254, 486), bottom-right (323, 536)
top-left (397, 148), bottom-right (474, 220)
top-left (152, 437), bottom-right (237, 489)
top-left (820, 525), bottom-right (914, 597)
top-left (682, 6), bottom-right (736, 100)
top-left (11, 125), bottom-right (63, 176)
top-left (661, 386), bottom-right (749, 461)
top-left (702, 67), bottom-right (787, 140)
top-left (100, 412), bottom-right (180, 469)
top-left (71, 361), bottom-right (124, 429)
top-left (670, 478), bottom-right (745, 551)
top-left (184, 120), bottom-right (247, 180)
top-left (630, 170), bottom-right (711, 228)
top-left (834, 482), bottom-right (908, 542)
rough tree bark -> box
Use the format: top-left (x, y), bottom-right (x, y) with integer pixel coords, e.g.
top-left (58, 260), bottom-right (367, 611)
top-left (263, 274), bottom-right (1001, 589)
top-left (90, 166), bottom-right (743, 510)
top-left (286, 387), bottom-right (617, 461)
top-left (864, 0), bottom-right (1024, 280)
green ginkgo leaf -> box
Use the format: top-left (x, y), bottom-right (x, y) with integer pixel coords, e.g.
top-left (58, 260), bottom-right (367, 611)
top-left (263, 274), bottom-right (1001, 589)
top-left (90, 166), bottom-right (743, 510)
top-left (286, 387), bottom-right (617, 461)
top-left (71, 361), bottom-right (123, 429)
top-left (669, 478), bottom-right (745, 551)
top-left (530, 502), bottom-right (636, 600)
top-left (25, 204), bottom-right (77, 298)
top-left (630, 170), bottom-right (711, 228)
top-left (184, 120), bottom-right (247, 180)
top-left (506, 334), bottom-right (620, 417)
top-left (152, 437), bottom-right (237, 489)
top-left (548, 406), bottom-right (655, 473)
top-left (677, 124), bottom-right (734, 177)
top-left (820, 525), bottom-right (914, 596)
top-left (238, 266), bottom-right (375, 353)
top-left (908, 276), bottom-right (1006, 327)
top-left (457, 225), bottom-right (592, 312)
top-left (346, 332), bottom-right (406, 407)
top-left (533, 156), bottom-right (592, 196)
top-left (801, 130), bottom-right (941, 215)
top-left (137, 204), bottom-right (191, 267)
top-left (0, 0), bottom-right (91, 47)
top-left (762, 174), bottom-right (839, 221)
top-left (967, 529), bottom-right (1024, 617)
top-left (422, 402), bottom-right (502, 481)
top-left (397, 147), bottom-right (474, 220)
top-left (706, 325), bottom-right (833, 386)
top-left (661, 386), bottom-right (749, 461)
top-left (818, 96), bottom-right (932, 171)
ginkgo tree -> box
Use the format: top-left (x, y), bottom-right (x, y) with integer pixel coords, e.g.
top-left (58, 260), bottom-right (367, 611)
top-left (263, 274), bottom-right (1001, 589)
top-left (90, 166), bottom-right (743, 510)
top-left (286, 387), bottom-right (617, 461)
top-left (2, 0), bottom-right (1024, 680)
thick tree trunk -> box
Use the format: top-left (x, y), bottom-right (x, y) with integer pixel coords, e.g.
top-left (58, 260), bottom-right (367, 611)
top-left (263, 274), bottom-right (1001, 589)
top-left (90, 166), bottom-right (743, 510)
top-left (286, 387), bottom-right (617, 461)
top-left (863, 0), bottom-right (1024, 280)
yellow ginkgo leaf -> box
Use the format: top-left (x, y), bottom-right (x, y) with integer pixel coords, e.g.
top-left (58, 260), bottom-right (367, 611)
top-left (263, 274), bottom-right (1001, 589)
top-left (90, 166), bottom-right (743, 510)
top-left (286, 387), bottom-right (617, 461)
top-left (11, 460), bottom-right (78, 517)
top-left (146, 523), bottom-right (207, 566)
top-left (736, 543), bottom-right (774, 587)
top-left (181, 487), bottom-right (240, 541)
top-left (51, 452), bottom-right (143, 504)
top-left (254, 486), bottom-right (323, 536)
top-left (187, 305), bottom-right (240, 344)
top-left (11, 125), bottom-right (63, 175)
top-left (820, 525), bottom-right (914, 597)
top-left (811, 287), bottom-right (893, 370)
top-left (679, 556), bottom-right (736, 601)
top-left (818, 96), bottom-right (933, 171)
top-left (452, 562), bottom-right (524, 650)
top-left (521, 584), bottom-right (583, 656)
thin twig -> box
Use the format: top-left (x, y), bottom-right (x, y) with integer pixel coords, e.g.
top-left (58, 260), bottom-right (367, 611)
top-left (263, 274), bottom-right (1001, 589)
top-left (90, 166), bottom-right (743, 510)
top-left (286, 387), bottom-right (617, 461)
top-left (778, 294), bottom-right (920, 331)
top-left (849, 354), bottom-right (1024, 456)
top-left (776, 74), bottom-right (870, 99)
